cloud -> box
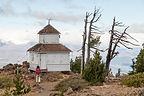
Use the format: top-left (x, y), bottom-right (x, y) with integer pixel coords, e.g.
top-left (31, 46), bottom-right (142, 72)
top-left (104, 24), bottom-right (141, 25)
top-left (0, 41), bottom-right (37, 68)
top-left (0, 0), bottom-right (16, 16)
top-left (0, 27), bottom-right (38, 44)
top-left (0, 0), bottom-right (83, 24)
top-left (26, 8), bottom-right (83, 24)
top-left (128, 24), bottom-right (144, 33)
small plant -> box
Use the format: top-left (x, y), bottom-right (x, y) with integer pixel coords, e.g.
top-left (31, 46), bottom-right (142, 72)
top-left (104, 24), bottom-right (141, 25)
top-left (3, 82), bottom-right (11, 96)
top-left (55, 76), bottom-right (88, 92)
top-left (0, 76), bottom-right (13, 89)
top-left (12, 69), bottom-right (31, 95)
top-left (121, 72), bottom-right (144, 87)
top-left (82, 50), bottom-right (106, 85)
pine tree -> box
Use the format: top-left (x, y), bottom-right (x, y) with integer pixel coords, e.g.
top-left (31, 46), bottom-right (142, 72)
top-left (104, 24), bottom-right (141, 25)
top-left (128, 58), bottom-right (136, 75)
top-left (135, 44), bottom-right (144, 73)
top-left (82, 50), bottom-right (106, 85)
top-left (70, 57), bottom-right (81, 73)
top-left (12, 69), bottom-right (31, 96)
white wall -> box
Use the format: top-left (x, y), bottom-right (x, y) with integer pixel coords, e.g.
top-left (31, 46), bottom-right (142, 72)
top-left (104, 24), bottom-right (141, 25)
top-left (28, 52), bottom-right (39, 70)
top-left (39, 34), bottom-right (59, 44)
top-left (29, 52), bottom-right (70, 71)
top-left (40, 52), bottom-right (70, 71)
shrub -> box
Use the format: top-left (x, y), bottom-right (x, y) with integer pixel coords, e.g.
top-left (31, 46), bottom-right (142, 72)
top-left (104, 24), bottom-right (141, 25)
top-left (82, 50), bottom-right (106, 85)
top-left (70, 57), bottom-right (81, 73)
top-left (55, 76), bottom-right (88, 92)
top-left (12, 69), bottom-right (31, 95)
top-left (130, 43), bottom-right (144, 73)
top-left (3, 82), bottom-right (11, 96)
top-left (0, 76), bottom-right (13, 88)
top-left (121, 72), bottom-right (144, 87)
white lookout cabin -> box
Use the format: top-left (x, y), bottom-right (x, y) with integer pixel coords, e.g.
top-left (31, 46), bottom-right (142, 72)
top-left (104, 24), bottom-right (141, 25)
top-left (27, 24), bottom-right (72, 72)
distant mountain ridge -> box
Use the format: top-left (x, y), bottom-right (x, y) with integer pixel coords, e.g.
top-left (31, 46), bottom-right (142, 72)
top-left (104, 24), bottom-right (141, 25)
top-left (0, 41), bottom-right (6, 47)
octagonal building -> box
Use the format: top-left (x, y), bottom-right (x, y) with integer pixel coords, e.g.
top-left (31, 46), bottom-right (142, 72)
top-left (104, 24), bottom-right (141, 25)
top-left (27, 24), bottom-right (72, 72)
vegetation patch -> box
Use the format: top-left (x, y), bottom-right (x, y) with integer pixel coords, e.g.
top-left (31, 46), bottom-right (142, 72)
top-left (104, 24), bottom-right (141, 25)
top-left (82, 50), bottom-right (106, 85)
top-left (121, 72), bottom-right (144, 87)
top-left (0, 76), bottom-right (13, 88)
top-left (70, 57), bottom-right (81, 73)
top-left (55, 76), bottom-right (88, 92)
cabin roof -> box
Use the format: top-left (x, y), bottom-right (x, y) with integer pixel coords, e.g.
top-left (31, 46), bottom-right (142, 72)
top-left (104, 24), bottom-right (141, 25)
top-left (27, 43), bottom-right (72, 52)
top-left (38, 24), bottom-right (60, 34)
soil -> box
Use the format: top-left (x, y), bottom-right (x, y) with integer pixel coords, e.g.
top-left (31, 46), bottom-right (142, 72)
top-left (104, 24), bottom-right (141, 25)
top-left (69, 82), bottom-right (144, 96)
top-left (0, 62), bottom-right (144, 96)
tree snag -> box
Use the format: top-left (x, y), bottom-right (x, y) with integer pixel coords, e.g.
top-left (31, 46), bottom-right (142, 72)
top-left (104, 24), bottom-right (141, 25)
top-left (81, 12), bottom-right (90, 74)
top-left (85, 8), bottom-right (102, 67)
top-left (106, 17), bottom-right (139, 75)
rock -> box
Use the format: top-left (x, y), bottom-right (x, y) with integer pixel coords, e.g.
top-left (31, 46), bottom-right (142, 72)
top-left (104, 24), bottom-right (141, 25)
top-left (87, 94), bottom-right (102, 96)
top-left (64, 87), bottom-right (73, 95)
top-left (49, 92), bottom-right (60, 96)
top-left (22, 61), bottom-right (30, 68)
top-left (3, 63), bottom-right (14, 71)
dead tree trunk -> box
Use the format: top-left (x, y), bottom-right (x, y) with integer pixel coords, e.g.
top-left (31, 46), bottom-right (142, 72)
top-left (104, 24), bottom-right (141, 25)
top-left (86, 9), bottom-right (101, 67)
top-left (106, 17), bottom-right (139, 75)
top-left (106, 18), bottom-right (115, 75)
top-left (81, 12), bottom-right (89, 74)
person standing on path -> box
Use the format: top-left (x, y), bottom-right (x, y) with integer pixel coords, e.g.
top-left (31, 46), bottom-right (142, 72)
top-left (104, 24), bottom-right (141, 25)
top-left (35, 66), bottom-right (42, 84)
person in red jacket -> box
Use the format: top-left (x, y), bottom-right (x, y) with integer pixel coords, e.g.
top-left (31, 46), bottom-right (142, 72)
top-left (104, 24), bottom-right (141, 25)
top-left (35, 66), bottom-right (42, 84)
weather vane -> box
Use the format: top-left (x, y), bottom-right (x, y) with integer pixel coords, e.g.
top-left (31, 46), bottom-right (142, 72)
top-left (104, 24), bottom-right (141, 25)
top-left (47, 18), bottom-right (53, 25)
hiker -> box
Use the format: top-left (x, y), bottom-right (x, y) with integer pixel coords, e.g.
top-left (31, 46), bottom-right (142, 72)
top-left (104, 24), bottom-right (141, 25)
top-left (35, 66), bottom-right (42, 84)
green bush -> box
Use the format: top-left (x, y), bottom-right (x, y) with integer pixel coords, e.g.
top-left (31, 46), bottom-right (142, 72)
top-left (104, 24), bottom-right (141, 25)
top-left (70, 57), bottom-right (81, 73)
top-left (12, 69), bottom-right (31, 95)
top-left (121, 72), bottom-right (144, 87)
top-left (135, 45), bottom-right (144, 73)
top-left (55, 76), bottom-right (88, 92)
top-left (0, 76), bottom-right (13, 89)
top-left (82, 50), bottom-right (106, 85)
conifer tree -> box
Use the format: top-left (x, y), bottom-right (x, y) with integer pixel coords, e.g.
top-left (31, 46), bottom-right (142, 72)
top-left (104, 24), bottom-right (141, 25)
top-left (12, 69), bottom-right (31, 96)
top-left (82, 50), bottom-right (106, 85)
top-left (70, 57), bottom-right (81, 73)
top-left (135, 44), bottom-right (144, 73)
top-left (128, 58), bottom-right (136, 75)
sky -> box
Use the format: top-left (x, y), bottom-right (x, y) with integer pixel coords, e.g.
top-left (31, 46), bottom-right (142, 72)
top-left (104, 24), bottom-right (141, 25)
top-left (0, 0), bottom-right (144, 74)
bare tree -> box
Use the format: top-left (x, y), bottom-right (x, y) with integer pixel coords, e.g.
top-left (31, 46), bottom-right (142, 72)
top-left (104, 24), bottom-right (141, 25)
top-left (85, 8), bottom-right (102, 67)
top-left (106, 17), bottom-right (139, 75)
top-left (81, 12), bottom-right (90, 74)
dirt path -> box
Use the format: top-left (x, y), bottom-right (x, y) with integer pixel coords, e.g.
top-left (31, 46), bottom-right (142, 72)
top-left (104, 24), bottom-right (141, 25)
top-left (36, 82), bottom-right (58, 96)
top-left (30, 75), bottom-right (70, 96)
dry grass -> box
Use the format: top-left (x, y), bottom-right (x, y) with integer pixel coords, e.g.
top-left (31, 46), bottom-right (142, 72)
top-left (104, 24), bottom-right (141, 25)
top-left (0, 76), bottom-right (13, 89)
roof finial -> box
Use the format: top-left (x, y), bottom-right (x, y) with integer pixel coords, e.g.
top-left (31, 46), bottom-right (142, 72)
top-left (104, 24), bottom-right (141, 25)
top-left (47, 18), bottom-right (52, 25)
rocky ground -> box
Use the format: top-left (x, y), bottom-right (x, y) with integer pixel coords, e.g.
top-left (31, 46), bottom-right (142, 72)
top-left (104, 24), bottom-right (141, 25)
top-left (0, 62), bottom-right (144, 96)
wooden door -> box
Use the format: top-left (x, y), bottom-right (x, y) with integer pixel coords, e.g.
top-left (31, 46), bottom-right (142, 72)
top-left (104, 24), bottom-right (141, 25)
top-left (40, 54), bottom-right (46, 69)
